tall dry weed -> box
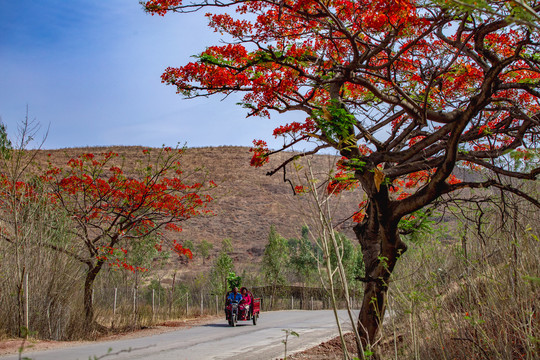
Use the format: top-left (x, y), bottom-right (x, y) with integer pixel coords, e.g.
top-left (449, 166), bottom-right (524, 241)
top-left (384, 189), bottom-right (539, 360)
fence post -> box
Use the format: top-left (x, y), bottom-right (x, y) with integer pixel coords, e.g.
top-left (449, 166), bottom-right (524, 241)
top-left (311, 296), bottom-right (313, 311)
top-left (152, 289), bottom-right (155, 321)
top-left (270, 295), bottom-right (273, 311)
top-left (200, 290), bottom-right (203, 316)
top-left (157, 289), bottom-right (160, 320)
top-left (113, 288), bottom-right (117, 319)
top-left (291, 296), bottom-right (294, 310)
top-left (133, 287), bottom-right (137, 319)
top-left (186, 293), bottom-right (189, 316)
top-left (215, 295), bottom-right (218, 316)
top-left (25, 272), bottom-right (29, 334)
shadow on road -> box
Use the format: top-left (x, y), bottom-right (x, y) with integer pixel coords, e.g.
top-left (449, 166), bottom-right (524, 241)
top-left (203, 323), bottom-right (253, 328)
top-left (203, 323), bottom-right (230, 328)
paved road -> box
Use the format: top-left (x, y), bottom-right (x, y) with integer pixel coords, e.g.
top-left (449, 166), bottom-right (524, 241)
top-left (1, 310), bottom-right (357, 360)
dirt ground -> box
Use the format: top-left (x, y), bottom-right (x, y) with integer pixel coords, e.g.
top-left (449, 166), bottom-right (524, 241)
top-left (287, 332), bottom-right (358, 359)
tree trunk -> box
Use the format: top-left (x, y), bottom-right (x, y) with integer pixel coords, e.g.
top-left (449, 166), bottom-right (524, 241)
top-left (16, 267), bottom-right (25, 337)
top-left (83, 259), bottom-right (104, 330)
top-left (354, 212), bottom-right (406, 359)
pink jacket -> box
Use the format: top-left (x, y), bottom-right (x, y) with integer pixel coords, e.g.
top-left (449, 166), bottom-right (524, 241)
top-left (242, 292), bottom-right (252, 306)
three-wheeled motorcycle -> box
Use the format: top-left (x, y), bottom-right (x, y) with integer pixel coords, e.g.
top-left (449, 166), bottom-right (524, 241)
top-left (225, 291), bottom-right (260, 326)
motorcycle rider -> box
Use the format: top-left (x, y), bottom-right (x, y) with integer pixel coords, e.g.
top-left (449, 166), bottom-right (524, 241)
top-left (226, 287), bottom-right (243, 304)
top-left (225, 287), bottom-right (243, 321)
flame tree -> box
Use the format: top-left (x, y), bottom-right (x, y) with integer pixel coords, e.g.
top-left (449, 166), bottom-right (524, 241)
top-left (143, 0), bottom-right (540, 355)
top-left (43, 147), bottom-right (214, 329)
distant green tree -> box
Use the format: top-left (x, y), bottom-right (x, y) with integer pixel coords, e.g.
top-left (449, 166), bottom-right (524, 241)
top-left (0, 120), bottom-right (11, 158)
top-left (221, 238), bottom-right (233, 254)
top-left (262, 226), bottom-right (289, 302)
top-left (183, 239), bottom-right (194, 253)
top-left (128, 233), bottom-right (170, 288)
top-left (209, 240), bottom-right (234, 296)
top-left (353, 247), bottom-right (365, 287)
top-left (196, 239), bottom-right (213, 265)
top-left (145, 279), bottom-right (166, 304)
top-left (193, 271), bottom-right (208, 294)
top-left (238, 265), bottom-right (264, 288)
top-left (328, 232), bottom-right (363, 286)
top-left (289, 226), bottom-right (317, 285)
top-left (129, 233), bottom-right (165, 268)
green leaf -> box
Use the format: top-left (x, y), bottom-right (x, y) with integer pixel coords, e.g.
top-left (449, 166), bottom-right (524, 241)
top-left (523, 275), bottom-right (540, 284)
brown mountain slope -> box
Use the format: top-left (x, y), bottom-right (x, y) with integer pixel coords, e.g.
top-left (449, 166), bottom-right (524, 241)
top-left (34, 145), bottom-right (364, 264)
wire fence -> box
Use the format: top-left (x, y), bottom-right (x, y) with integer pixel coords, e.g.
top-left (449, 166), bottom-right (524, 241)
top-left (10, 274), bottom-right (364, 340)
top-left (91, 285), bottom-right (362, 327)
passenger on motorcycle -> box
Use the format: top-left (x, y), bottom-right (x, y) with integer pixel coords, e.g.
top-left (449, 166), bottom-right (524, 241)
top-left (239, 287), bottom-right (252, 316)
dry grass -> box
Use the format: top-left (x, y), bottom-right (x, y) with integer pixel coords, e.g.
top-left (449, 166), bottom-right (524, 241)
top-left (382, 192), bottom-right (540, 360)
top-left (290, 189), bottom-right (539, 360)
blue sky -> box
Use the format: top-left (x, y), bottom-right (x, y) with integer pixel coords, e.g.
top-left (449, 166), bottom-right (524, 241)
top-left (0, 0), bottom-right (298, 149)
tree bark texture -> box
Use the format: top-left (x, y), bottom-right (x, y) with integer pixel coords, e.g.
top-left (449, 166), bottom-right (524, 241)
top-left (83, 259), bottom-right (104, 328)
top-left (353, 202), bottom-right (407, 358)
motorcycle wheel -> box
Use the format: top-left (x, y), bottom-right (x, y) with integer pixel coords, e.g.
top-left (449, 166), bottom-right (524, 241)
top-left (232, 314), bottom-right (237, 327)
top-left (252, 313), bottom-right (258, 325)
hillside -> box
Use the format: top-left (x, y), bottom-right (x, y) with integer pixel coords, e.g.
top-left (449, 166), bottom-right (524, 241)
top-left (35, 145), bottom-right (364, 267)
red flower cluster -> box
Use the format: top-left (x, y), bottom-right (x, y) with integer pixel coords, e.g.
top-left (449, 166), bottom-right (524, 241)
top-left (273, 118), bottom-right (316, 137)
top-left (327, 171), bottom-right (359, 194)
top-left (173, 240), bottom-right (193, 259)
top-left (143, 0), bottom-right (182, 16)
top-left (352, 201), bottom-right (368, 223)
top-left (249, 139), bottom-right (270, 167)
